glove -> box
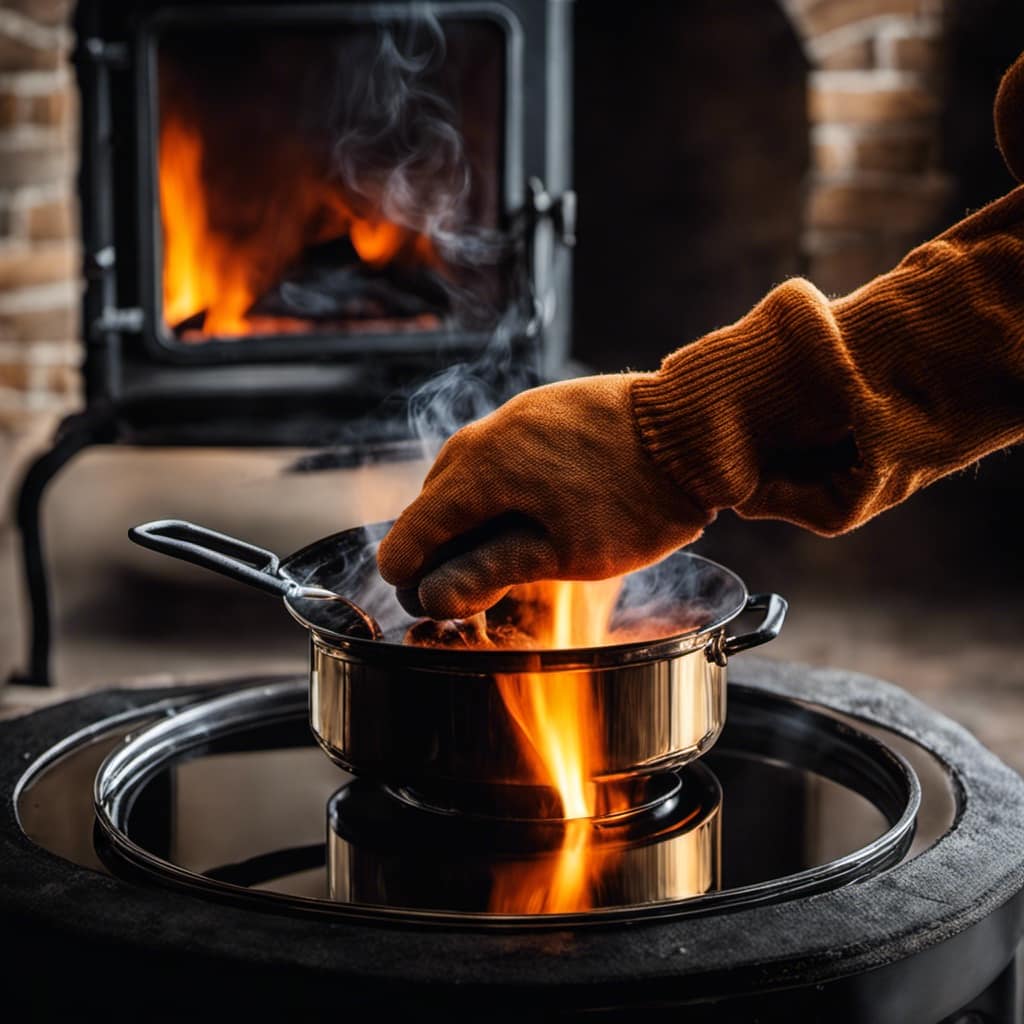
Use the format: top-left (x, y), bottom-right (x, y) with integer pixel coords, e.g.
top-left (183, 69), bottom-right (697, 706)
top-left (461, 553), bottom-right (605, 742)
top-left (377, 374), bottom-right (710, 620)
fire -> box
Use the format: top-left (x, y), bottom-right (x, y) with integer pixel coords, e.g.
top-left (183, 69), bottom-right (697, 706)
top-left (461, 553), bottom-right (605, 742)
top-left (157, 113), bottom-right (437, 339)
top-left (402, 576), bottom-right (718, 915)
top-left (489, 578), bottom-right (623, 913)
top-left (349, 219), bottom-right (406, 268)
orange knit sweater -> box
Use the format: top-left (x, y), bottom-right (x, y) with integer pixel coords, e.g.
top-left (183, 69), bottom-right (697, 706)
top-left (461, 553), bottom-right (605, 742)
top-left (632, 53), bottom-right (1024, 536)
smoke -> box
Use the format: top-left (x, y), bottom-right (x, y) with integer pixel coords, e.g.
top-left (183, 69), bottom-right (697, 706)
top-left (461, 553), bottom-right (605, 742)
top-left (289, 13), bottom-right (547, 609)
top-left (613, 550), bottom-right (719, 634)
top-left (328, 11), bottom-right (506, 271)
top-left (311, 18), bottom-right (729, 630)
top-left (405, 308), bottom-right (538, 458)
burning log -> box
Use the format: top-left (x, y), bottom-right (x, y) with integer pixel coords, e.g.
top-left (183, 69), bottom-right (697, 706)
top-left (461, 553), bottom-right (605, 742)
top-left (159, 113), bottom-right (451, 339)
top-left (251, 238), bottom-right (451, 324)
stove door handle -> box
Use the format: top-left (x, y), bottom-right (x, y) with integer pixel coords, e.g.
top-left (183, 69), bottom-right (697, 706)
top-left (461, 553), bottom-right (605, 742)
top-left (720, 592), bottom-right (788, 660)
top-left (129, 519), bottom-right (292, 599)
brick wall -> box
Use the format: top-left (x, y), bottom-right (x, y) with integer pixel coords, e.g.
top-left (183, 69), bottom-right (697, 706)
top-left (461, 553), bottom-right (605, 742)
top-left (0, 0), bottom-right (79, 503)
top-left (781, 0), bottom-right (952, 294)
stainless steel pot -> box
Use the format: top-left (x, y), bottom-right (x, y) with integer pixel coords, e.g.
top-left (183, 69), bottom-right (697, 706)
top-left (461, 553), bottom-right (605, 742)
top-left (131, 519), bottom-right (787, 813)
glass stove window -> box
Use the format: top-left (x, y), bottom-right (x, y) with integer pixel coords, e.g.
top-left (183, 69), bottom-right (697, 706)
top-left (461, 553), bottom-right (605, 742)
top-left (155, 18), bottom-right (506, 343)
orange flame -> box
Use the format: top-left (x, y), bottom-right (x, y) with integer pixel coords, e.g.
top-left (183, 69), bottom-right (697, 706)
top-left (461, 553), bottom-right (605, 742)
top-left (157, 114), bottom-right (437, 339)
top-left (489, 578), bottom-right (623, 914)
top-left (349, 219), bottom-right (407, 267)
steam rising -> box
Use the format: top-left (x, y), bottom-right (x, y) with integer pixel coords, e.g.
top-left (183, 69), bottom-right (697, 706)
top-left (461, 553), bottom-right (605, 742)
top-left (406, 309), bottom-right (536, 458)
top-left (312, 18), bottom-right (713, 633)
top-left (329, 13), bottom-right (505, 272)
top-left (325, 11), bottom-right (534, 456)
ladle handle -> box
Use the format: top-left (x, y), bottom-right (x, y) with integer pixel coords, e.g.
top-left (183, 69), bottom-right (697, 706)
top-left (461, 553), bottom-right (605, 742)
top-left (720, 592), bottom-right (788, 660)
top-left (129, 519), bottom-right (293, 598)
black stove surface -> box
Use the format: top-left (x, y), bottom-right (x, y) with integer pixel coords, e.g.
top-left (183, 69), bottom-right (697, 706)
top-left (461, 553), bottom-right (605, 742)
top-left (4, 660), bottom-right (1024, 1022)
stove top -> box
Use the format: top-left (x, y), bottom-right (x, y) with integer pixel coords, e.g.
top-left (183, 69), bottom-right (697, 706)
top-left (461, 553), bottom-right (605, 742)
top-left (40, 680), bottom-right (923, 925)
top-left (4, 660), bottom-right (1024, 1021)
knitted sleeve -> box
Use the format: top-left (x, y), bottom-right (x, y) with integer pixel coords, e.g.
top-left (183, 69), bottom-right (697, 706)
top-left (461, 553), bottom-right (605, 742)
top-left (630, 183), bottom-right (1024, 536)
top-left (630, 49), bottom-right (1024, 537)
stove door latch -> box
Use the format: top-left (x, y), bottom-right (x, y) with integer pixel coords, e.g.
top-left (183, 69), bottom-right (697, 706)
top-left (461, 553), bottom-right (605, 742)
top-left (82, 38), bottom-right (131, 69)
top-left (528, 177), bottom-right (577, 249)
top-left (92, 305), bottom-right (144, 337)
top-left (523, 177), bottom-right (576, 333)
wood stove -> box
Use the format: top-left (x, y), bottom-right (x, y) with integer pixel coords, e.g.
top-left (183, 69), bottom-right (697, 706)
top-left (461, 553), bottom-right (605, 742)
top-left (13, 0), bottom-right (575, 687)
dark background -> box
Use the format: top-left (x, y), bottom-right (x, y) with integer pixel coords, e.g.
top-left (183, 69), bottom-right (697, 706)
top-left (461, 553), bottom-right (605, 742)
top-left (573, 0), bottom-right (1024, 370)
top-left (573, 0), bottom-right (808, 372)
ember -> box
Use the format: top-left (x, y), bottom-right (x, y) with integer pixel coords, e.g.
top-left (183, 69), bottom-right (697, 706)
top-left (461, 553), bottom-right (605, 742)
top-left (404, 582), bottom-right (699, 651)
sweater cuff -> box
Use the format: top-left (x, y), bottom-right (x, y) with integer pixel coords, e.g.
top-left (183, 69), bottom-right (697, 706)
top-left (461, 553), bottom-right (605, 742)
top-left (630, 278), bottom-right (847, 518)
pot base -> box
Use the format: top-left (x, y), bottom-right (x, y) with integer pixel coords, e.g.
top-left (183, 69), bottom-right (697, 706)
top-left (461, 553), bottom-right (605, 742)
top-left (328, 767), bottom-right (722, 912)
top-left (392, 771), bottom-right (684, 824)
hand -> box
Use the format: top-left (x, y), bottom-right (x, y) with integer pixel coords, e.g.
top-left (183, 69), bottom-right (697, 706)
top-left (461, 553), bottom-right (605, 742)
top-left (377, 374), bottom-right (710, 619)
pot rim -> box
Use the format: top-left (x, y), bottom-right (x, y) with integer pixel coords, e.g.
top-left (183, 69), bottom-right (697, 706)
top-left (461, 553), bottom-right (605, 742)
top-left (283, 540), bottom-right (751, 673)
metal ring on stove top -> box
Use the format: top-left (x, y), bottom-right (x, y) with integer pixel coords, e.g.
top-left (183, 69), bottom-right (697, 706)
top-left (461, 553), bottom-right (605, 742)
top-left (91, 679), bottom-right (922, 929)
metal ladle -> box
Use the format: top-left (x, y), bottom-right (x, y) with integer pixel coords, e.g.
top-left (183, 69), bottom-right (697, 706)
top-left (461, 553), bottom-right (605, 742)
top-left (129, 519), bottom-right (383, 640)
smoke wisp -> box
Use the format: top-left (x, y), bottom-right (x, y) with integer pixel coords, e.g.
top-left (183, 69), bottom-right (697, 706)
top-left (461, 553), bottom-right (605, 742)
top-left (329, 13), bottom-right (507, 273)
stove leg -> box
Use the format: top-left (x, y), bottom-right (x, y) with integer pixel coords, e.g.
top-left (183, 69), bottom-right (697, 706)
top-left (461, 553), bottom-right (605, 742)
top-left (8, 409), bottom-right (116, 688)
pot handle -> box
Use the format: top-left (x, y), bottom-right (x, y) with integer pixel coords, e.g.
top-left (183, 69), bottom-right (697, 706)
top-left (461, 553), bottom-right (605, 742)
top-left (130, 519), bottom-right (294, 597)
top-left (130, 519), bottom-right (383, 640)
top-left (714, 592), bottom-right (788, 664)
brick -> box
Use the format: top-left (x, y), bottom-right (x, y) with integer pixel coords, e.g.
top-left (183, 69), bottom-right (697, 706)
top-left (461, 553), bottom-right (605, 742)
top-left (0, 241), bottom-right (74, 289)
top-left (818, 38), bottom-right (875, 70)
top-left (41, 360), bottom-right (78, 395)
top-left (853, 135), bottom-right (933, 173)
top-left (800, 0), bottom-right (920, 38)
top-left (0, 360), bottom-right (29, 389)
top-left (0, 302), bottom-right (76, 341)
top-left (25, 195), bottom-right (73, 239)
top-left (0, 34), bottom-right (61, 73)
top-left (808, 240), bottom-right (890, 294)
top-left (0, 140), bottom-right (69, 187)
top-left (812, 126), bottom-right (936, 177)
top-left (813, 138), bottom-right (851, 174)
top-left (28, 88), bottom-right (69, 126)
top-left (0, 405), bottom-right (31, 430)
top-left (885, 35), bottom-right (940, 72)
top-left (0, 400), bottom-right (69, 432)
top-left (809, 83), bottom-right (939, 122)
top-left (0, 88), bottom-right (69, 128)
top-left (0, 92), bottom-right (20, 128)
top-left (0, 1), bottom-right (74, 26)
top-left (810, 232), bottom-right (934, 291)
top-left (807, 177), bottom-right (950, 232)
